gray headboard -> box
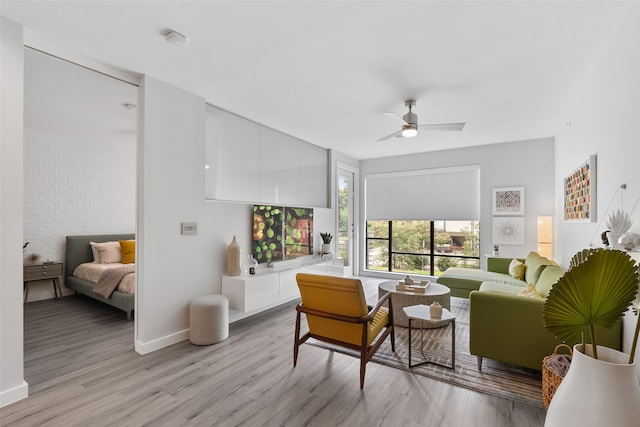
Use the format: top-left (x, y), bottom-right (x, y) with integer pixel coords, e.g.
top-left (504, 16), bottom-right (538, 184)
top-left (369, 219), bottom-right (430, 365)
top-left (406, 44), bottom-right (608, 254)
top-left (65, 234), bottom-right (135, 278)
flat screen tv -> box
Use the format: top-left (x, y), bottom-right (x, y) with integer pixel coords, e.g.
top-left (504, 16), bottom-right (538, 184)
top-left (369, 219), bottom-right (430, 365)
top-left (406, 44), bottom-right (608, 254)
top-left (252, 205), bottom-right (313, 264)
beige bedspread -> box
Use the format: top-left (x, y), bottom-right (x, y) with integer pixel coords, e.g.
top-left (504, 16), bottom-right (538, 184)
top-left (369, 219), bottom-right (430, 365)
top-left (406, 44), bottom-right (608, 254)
top-left (73, 263), bottom-right (135, 294)
top-left (93, 265), bottom-right (136, 298)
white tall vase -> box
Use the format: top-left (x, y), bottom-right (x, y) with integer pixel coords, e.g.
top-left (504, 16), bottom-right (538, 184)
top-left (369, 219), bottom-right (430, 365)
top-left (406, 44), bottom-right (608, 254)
top-left (607, 231), bottom-right (622, 249)
top-left (545, 344), bottom-right (640, 427)
top-left (226, 236), bottom-right (241, 276)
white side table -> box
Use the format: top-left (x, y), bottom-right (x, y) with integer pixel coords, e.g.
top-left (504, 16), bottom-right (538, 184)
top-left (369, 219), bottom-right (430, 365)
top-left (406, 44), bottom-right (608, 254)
top-left (403, 304), bottom-right (456, 370)
top-left (378, 281), bottom-right (451, 327)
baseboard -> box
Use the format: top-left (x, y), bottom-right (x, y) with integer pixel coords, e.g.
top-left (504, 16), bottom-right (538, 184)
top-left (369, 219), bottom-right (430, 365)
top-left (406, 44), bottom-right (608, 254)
top-left (0, 380), bottom-right (29, 408)
top-left (134, 329), bottom-right (189, 355)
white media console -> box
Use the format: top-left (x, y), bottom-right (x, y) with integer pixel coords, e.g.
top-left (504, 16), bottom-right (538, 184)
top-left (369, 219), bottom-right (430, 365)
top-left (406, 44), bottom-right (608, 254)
top-left (222, 256), bottom-right (349, 322)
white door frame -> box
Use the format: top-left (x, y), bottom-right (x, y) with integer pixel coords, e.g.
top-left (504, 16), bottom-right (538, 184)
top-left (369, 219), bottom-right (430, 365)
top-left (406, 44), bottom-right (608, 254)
top-left (336, 162), bottom-right (359, 276)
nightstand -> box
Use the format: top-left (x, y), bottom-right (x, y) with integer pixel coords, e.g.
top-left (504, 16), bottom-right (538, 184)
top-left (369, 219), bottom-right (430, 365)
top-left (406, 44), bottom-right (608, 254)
top-left (23, 262), bottom-right (64, 303)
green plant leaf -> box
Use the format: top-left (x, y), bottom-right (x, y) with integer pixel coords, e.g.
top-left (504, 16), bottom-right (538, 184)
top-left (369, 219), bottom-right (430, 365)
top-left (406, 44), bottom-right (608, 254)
top-left (543, 250), bottom-right (639, 344)
top-left (568, 248), bottom-right (597, 270)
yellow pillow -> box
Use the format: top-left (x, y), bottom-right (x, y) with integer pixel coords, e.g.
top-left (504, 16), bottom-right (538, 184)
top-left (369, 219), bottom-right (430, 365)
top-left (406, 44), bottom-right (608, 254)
top-left (518, 283), bottom-right (543, 298)
top-left (119, 240), bottom-right (135, 264)
top-left (509, 258), bottom-right (525, 280)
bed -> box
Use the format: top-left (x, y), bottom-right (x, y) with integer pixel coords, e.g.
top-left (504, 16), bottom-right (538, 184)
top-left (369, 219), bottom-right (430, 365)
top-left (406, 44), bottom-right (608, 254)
top-left (65, 234), bottom-right (135, 320)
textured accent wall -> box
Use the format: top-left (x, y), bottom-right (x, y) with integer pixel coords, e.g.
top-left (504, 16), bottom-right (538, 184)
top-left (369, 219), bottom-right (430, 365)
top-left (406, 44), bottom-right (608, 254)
top-left (24, 128), bottom-right (135, 299)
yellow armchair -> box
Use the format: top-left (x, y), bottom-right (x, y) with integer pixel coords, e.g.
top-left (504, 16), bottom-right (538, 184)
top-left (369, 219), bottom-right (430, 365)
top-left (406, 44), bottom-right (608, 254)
top-left (294, 273), bottom-right (395, 389)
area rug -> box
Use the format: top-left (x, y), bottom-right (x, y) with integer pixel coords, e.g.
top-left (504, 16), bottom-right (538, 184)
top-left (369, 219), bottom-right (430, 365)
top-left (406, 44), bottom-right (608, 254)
top-left (307, 297), bottom-right (544, 408)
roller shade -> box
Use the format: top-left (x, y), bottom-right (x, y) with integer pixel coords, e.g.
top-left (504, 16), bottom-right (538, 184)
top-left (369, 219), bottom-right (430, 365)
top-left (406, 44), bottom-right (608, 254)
top-left (365, 165), bottom-right (480, 220)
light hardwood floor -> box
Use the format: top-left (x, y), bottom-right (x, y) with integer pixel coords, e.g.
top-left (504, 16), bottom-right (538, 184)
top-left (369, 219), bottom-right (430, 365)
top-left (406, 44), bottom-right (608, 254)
top-left (2, 278), bottom-right (546, 426)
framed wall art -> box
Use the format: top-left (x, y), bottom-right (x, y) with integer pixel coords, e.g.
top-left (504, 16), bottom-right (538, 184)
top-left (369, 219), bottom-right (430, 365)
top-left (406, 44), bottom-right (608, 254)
top-left (492, 187), bottom-right (525, 216)
top-left (564, 155), bottom-right (596, 222)
top-left (492, 217), bottom-right (525, 245)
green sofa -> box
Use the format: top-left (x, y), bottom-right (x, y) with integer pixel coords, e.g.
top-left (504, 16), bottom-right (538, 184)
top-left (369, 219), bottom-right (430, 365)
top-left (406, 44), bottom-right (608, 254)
top-left (438, 251), bottom-right (552, 298)
top-left (469, 252), bottom-right (622, 371)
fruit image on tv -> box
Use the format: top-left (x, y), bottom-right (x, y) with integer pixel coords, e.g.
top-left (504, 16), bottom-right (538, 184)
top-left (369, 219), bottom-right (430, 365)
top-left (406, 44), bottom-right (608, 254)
top-left (284, 207), bottom-right (313, 258)
top-left (252, 205), bottom-right (284, 263)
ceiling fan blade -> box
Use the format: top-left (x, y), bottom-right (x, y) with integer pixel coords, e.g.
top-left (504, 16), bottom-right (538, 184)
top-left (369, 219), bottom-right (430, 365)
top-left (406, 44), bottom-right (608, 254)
top-left (381, 112), bottom-right (409, 126)
top-left (377, 130), bottom-right (402, 141)
top-left (418, 122), bottom-right (466, 131)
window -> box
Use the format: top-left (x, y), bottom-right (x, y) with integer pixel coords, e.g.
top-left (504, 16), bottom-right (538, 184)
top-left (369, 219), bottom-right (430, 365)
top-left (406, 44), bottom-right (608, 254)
top-left (365, 220), bottom-right (479, 275)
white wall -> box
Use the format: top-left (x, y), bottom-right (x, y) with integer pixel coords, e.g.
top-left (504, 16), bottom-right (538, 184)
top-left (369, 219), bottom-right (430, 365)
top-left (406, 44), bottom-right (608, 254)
top-left (23, 129), bottom-right (136, 301)
top-left (555, 3), bottom-right (640, 265)
top-left (359, 138), bottom-right (555, 271)
top-left (136, 76), bottom-right (208, 353)
top-left (554, 3), bottom-right (640, 361)
top-left (0, 17), bottom-right (28, 407)
top-left (135, 77), bottom-right (348, 353)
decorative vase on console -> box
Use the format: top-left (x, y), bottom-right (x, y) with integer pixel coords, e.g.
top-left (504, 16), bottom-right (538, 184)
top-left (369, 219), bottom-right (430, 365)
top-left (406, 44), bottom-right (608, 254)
top-left (226, 236), bottom-right (241, 276)
top-left (244, 254), bottom-right (258, 276)
top-left (605, 209), bottom-right (632, 250)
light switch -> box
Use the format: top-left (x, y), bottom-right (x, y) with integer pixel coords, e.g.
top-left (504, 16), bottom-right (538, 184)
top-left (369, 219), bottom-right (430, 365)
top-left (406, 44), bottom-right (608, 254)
top-left (181, 222), bottom-right (198, 235)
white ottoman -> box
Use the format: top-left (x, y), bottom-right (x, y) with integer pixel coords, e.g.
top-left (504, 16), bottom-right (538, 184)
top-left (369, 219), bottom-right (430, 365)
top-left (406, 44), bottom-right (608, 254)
top-left (189, 295), bottom-right (229, 345)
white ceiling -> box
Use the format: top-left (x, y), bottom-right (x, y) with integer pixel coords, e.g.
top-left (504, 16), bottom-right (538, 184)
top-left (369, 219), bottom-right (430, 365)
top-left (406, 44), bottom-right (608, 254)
top-left (23, 48), bottom-right (138, 144)
top-left (2, 1), bottom-right (630, 159)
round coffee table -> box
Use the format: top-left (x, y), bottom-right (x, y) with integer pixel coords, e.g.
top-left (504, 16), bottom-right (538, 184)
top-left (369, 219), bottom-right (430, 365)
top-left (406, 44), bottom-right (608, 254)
top-left (378, 280), bottom-right (451, 327)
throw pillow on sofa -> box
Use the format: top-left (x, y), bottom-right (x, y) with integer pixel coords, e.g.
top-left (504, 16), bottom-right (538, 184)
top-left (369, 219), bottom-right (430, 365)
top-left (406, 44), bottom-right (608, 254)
top-left (508, 258), bottom-right (526, 280)
top-left (524, 252), bottom-right (553, 284)
top-left (518, 283), bottom-right (543, 298)
top-left (534, 265), bottom-right (565, 298)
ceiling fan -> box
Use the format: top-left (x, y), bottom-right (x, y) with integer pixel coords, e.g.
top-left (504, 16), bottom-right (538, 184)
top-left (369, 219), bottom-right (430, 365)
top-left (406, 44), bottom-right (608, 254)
top-left (377, 99), bottom-right (465, 141)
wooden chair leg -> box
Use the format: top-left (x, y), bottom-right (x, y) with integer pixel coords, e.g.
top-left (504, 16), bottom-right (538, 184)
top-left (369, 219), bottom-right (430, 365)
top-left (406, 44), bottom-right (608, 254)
top-left (388, 299), bottom-right (396, 352)
top-left (360, 354), bottom-right (367, 389)
top-left (477, 356), bottom-right (483, 371)
top-left (294, 311), bottom-right (301, 367)
top-left (390, 326), bottom-right (395, 352)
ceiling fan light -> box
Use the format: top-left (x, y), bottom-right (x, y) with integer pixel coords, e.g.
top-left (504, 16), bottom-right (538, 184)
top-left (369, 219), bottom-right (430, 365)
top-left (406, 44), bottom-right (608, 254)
top-left (402, 127), bottom-right (417, 137)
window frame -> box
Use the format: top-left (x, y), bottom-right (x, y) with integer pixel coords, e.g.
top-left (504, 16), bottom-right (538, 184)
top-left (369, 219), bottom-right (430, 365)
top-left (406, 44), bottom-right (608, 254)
top-left (365, 220), bottom-right (479, 276)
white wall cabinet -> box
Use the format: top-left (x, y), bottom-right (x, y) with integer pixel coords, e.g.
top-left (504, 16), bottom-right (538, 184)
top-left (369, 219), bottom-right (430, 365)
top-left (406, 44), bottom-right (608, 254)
top-left (259, 127), bottom-right (299, 204)
top-left (205, 107), bottom-right (261, 202)
top-left (205, 105), bottom-right (328, 207)
top-left (298, 141), bottom-right (329, 207)
top-left (222, 273), bottom-right (280, 316)
top-left (278, 268), bottom-right (302, 302)
top-left (221, 258), bottom-right (348, 322)
top-left (222, 267), bottom-right (303, 322)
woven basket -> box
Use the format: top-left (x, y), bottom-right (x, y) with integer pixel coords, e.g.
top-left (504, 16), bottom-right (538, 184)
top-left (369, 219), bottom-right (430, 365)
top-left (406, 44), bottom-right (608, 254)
top-left (542, 344), bottom-right (573, 409)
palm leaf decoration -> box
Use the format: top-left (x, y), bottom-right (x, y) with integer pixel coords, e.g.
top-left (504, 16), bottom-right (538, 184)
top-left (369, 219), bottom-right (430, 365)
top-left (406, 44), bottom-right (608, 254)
top-left (568, 248), bottom-right (597, 269)
top-left (543, 249), bottom-right (639, 360)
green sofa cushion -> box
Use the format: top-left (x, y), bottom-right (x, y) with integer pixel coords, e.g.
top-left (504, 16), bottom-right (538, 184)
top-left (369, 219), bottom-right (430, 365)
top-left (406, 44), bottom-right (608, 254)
top-left (479, 281), bottom-right (524, 295)
top-left (439, 267), bottom-right (526, 287)
top-left (534, 265), bottom-right (565, 298)
top-left (437, 276), bottom-right (485, 292)
top-left (524, 252), bottom-right (554, 284)
top-left (487, 257), bottom-right (522, 274)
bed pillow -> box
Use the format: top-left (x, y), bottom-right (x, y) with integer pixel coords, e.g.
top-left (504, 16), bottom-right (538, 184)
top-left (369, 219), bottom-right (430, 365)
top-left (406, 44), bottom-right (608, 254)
top-left (119, 240), bottom-right (135, 264)
top-left (90, 241), bottom-right (122, 264)
top-left (90, 243), bottom-right (100, 263)
top-left (508, 258), bottom-right (525, 280)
